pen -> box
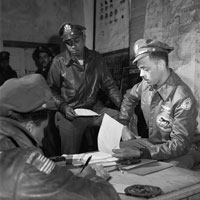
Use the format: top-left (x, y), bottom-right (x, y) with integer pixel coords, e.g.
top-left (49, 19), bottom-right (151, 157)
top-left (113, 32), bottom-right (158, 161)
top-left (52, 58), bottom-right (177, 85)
top-left (80, 155), bottom-right (92, 173)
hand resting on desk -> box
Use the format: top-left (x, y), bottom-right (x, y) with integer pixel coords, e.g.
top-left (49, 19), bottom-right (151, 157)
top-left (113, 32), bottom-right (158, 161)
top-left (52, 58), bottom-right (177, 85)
top-left (77, 164), bottom-right (110, 181)
top-left (112, 148), bottom-right (141, 159)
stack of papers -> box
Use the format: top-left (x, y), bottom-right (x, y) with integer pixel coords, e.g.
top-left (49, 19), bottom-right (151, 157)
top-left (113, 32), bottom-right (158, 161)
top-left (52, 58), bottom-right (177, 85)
top-left (62, 151), bottom-right (118, 167)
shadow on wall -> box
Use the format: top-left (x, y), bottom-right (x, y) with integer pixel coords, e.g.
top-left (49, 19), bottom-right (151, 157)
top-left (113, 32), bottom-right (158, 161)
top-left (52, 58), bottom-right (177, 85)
top-left (48, 35), bottom-right (63, 56)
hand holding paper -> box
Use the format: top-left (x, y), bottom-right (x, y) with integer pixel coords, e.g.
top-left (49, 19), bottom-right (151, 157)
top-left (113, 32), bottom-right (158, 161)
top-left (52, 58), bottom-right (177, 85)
top-left (98, 114), bottom-right (123, 154)
top-left (74, 108), bottom-right (99, 116)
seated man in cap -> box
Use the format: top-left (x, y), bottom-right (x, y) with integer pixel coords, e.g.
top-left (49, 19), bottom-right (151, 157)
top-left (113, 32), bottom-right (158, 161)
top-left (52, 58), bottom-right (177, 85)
top-left (112, 39), bottom-right (200, 169)
top-left (32, 45), bottom-right (53, 80)
top-left (47, 22), bottom-right (122, 154)
top-left (0, 74), bottom-right (120, 200)
top-left (0, 51), bottom-right (17, 86)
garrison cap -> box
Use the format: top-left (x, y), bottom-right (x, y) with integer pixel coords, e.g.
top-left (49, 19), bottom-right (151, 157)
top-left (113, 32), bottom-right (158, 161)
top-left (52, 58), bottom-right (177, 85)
top-left (59, 22), bottom-right (85, 41)
top-left (0, 51), bottom-right (10, 61)
top-left (132, 39), bottom-right (174, 63)
top-left (33, 45), bottom-right (53, 60)
top-left (0, 74), bottom-right (56, 117)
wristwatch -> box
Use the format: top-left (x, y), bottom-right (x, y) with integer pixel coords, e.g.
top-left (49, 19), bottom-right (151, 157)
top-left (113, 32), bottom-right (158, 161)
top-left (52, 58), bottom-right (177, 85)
top-left (139, 148), bottom-right (151, 159)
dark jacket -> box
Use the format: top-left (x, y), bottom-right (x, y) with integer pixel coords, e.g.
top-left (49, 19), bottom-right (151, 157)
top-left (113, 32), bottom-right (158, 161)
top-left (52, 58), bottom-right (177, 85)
top-left (0, 117), bottom-right (40, 151)
top-left (47, 47), bottom-right (122, 111)
top-left (0, 117), bottom-right (120, 200)
top-left (119, 69), bottom-right (198, 160)
top-left (0, 148), bottom-right (120, 200)
top-left (35, 62), bottom-right (52, 80)
top-left (0, 65), bottom-right (17, 86)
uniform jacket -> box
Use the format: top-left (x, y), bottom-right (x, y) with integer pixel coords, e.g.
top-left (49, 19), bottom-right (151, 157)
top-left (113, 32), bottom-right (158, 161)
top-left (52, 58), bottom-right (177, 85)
top-left (0, 117), bottom-right (120, 200)
top-left (119, 69), bottom-right (198, 160)
top-left (0, 117), bottom-right (40, 151)
top-left (47, 47), bottom-right (122, 110)
top-left (0, 65), bottom-right (17, 86)
top-left (35, 62), bottom-right (51, 80)
top-left (0, 148), bottom-right (120, 200)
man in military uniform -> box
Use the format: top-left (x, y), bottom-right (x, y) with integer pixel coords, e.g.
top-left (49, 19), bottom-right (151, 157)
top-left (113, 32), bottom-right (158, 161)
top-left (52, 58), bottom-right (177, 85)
top-left (33, 45), bottom-right (53, 80)
top-left (47, 22), bottom-right (122, 154)
top-left (0, 51), bottom-right (17, 86)
top-left (0, 74), bottom-right (120, 200)
top-left (112, 39), bottom-right (200, 169)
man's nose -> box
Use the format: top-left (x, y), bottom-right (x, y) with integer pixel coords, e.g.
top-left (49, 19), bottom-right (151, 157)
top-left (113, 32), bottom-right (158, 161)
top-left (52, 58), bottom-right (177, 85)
top-left (140, 70), bottom-right (144, 77)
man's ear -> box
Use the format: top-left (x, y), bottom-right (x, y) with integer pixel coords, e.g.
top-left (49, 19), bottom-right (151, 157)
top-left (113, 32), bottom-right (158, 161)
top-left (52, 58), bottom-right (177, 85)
top-left (25, 121), bottom-right (35, 133)
top-left (158, 59), bottom-right (165, 69)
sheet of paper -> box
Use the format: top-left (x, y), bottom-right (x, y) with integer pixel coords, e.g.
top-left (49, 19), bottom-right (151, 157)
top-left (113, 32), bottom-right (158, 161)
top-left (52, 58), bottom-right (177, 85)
top-left (63, 152), bottom-right (118, 166)
top-left (127, 161), bottom-right (173, 175)
top-left (121, 159), bottom-right (157, 170)
top-left (74, 108), bottom-right (99, 116)
top-left (98, 114), bottom-right (123, 154)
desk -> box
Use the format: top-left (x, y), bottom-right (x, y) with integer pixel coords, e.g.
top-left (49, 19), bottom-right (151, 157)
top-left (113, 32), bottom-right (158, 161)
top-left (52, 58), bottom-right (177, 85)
top-left (109, 166), bottom-right (200, 200)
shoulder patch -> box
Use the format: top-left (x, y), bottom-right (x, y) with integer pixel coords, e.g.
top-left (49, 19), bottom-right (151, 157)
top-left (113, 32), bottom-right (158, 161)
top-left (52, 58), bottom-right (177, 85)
top-left (26, 151), bottom-right (55, 174)
top-left (180, 98), bottom-right (192, 110)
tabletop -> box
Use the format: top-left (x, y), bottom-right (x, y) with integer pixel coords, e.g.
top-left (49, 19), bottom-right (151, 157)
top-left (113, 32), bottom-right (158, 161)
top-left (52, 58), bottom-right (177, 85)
top-left (108, 164), bottom-right (200, 200)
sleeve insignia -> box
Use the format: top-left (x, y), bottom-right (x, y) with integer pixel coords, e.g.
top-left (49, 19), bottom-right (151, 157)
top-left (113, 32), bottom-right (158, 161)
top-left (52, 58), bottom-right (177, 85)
top-left (180, 98), bottom-right (192, 110)
top-left (26, 151), bottom-right (55, 174)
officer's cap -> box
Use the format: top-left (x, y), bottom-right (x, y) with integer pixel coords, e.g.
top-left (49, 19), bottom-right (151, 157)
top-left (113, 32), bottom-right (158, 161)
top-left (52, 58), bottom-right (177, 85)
top-left (59, 22), bottom-right (85, 41)
top-left (0, 51), bottom-right (10, 61)
top-left (0, 74), bottom-right (56, 117)
top-left (132, 39), bottom-right (174, 63)
top-left (33, 45), bottom-right (53, 60)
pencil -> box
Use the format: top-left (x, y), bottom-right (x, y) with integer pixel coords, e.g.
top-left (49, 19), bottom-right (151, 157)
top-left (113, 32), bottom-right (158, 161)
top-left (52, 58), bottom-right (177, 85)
top-left (80, 155), bottom-right (92, 173)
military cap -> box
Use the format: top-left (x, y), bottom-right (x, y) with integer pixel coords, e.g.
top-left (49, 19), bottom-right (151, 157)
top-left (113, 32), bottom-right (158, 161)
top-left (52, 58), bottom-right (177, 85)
top-left (0, 51), bottom-right (10, 61)
top-left (132, 39), bottom-right (174, 63)
top-left (0, 74), bottom-right (56, 117)
top-left (32, 45), bottom-right (53, 60)
top-left (59, 22), bottom-right (85, 41)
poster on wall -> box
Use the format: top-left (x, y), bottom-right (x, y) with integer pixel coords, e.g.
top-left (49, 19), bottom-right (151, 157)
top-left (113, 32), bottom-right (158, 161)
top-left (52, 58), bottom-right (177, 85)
top-left (95, 0), bottom-right (129, 53)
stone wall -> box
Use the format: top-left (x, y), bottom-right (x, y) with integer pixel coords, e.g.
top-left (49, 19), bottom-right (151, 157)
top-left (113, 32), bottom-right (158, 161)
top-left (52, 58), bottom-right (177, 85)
top-left (130, 0), bottom-right (200, 129)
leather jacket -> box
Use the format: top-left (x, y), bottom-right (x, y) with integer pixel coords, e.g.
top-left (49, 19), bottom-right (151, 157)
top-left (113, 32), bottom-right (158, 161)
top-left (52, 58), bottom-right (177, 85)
top-left (0, 117), bottom-right (40, 151)
top-left (119, 69), bottom-right (198, 160)
top-left (0, 65), bottom-right (17, 86)
top-left (47, 47), bottom-right (122, 111)
top-left (0, 148), bottom-right (120, 200)
top-left (0, 117), bottom-right (120, 200)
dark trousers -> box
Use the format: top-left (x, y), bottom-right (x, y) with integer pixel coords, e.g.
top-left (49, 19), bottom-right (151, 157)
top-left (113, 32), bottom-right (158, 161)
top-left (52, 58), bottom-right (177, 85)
top-left (55, 107), bottom-right (119, 154)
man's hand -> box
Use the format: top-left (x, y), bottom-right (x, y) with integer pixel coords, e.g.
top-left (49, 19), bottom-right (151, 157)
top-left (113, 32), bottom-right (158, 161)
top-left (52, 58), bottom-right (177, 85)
top-left (63, 106), bottom-right (77, 120)
top-left (77, 164), bottom-right (110, 181)
top-left (121, 126), bottom-right (139, 141)
top-left (91, 164), bottom-right (111, 181)
top-left (112, 148), bottom-right (141, 159)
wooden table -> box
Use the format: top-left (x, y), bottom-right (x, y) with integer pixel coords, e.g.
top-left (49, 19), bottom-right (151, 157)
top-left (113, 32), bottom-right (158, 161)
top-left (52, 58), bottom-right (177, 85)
top-left (108, 165), bottom-right (200, 200)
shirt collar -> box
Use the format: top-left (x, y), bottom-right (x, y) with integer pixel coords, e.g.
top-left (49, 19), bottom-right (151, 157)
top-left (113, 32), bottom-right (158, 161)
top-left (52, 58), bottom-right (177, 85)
top-left (151, 69), bottom-right (179, 101)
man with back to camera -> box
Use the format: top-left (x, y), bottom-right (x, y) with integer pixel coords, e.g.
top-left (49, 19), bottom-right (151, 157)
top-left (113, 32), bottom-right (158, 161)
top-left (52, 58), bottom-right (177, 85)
top-left (33, 45), bottom-right (53, 80)
top-left (0, 51), bottom-right (17, 86)
top-left (112, 39), bottom-right (200, 169)
top-left (0, 74), bottom-right (120, 200)
top-left (47, 22), bottom-right (122, 154)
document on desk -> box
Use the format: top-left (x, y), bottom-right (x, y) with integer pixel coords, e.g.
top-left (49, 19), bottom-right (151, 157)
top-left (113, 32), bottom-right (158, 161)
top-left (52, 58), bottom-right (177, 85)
top-left (98, 114), bottom-right (123, 154)
top-left (74, 108), bottom-right (99, 116)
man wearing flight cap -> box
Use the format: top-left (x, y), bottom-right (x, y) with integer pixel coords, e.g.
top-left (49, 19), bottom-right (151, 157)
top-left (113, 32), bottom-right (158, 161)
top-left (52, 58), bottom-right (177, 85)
top-left (0, 74), bottom-right (120, 200)
top-left (47, 22), bottom-right (122, 154)
top-left (33, 45), bottom-right (53, 80)
top-left (112, 39), bottom-right (200, 169)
